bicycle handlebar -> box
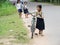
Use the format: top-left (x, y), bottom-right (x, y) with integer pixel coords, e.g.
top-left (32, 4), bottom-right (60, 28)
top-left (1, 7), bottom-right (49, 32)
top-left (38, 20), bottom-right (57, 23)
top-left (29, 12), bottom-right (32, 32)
top-left (29, 13), bottom-right (36, 17)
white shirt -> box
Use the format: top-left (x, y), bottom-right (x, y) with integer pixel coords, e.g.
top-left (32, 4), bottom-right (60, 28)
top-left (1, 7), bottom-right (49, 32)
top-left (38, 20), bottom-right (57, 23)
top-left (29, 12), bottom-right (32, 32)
top-left (23, 4), bottom-right (28, 9)
top-left (31, 11), bottom-right (44, 18)
top-left (36, 11), bottom-right (44, 18)
top-left (16, 3), bottom-right (22, 9)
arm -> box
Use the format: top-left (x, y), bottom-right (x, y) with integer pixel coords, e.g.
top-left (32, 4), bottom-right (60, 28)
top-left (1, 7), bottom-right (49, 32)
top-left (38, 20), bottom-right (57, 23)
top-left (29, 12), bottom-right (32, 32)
top-left (30, 12), bottom-right (36, 16)
top-left (42, 12), bottom-right (44, 19)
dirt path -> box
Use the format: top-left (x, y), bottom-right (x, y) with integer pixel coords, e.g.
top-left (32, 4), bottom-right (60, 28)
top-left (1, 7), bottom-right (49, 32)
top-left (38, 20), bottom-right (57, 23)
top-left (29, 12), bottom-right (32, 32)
top-left (22, 2), bottom-right (60, 45)
top-left (22, 2), bottom-right (52, 45)
top-left (0, 14), bottom-right (49, 45)
top-left (22, 14), bottom-right (49, 45)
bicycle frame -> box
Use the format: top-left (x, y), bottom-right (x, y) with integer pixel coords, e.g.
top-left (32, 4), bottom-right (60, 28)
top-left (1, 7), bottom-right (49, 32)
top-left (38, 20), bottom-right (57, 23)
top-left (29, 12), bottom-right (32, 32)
top-left (31, 15), bottom-right (36, 39)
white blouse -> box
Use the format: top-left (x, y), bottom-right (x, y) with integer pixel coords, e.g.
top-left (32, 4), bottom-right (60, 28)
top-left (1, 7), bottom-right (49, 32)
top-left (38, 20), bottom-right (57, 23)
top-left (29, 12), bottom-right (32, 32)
top-left (31, 11), bottom-right (44, 18)
top-left (23, 4), bottom-right (28, 9)
top-left (16, 3), bottom-right (22, 9)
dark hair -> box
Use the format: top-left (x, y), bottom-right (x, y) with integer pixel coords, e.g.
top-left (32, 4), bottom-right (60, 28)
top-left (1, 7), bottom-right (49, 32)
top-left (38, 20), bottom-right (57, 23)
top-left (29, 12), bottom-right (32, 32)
top-left (37, 5), bottom-right (42, 8)
top-left (24, 1), bottom-right (27, 4)
top-left (17, 0), bottom-right (20, 3)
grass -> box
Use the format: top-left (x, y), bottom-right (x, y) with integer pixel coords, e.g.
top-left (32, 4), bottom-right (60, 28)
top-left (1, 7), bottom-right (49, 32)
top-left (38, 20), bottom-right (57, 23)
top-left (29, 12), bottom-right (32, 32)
top-left (0, 14), bottom-right (29, 43)
top-left (0, 1), bottom-right (29, 43)
top-left (0, 6), bottom-right (16, 16)
top-left (0, 1), bottom-right (16, 16)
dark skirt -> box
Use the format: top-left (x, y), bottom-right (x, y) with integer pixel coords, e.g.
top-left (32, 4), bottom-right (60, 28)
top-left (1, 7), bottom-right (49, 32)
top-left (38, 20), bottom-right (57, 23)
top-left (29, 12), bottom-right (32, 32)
top-left (36, 17), bottom-right (45, 30)
top-left (24, 8), bottom-right (29, 14)
top-left (18, 9), bottom-right (22, 13)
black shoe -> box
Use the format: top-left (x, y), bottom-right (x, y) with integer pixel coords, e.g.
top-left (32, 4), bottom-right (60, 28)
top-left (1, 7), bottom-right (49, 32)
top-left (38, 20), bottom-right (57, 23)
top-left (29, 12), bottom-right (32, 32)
top-left (31, 36), bottom-right (33, 39)
top-left (35, 33), bottom-right (38, 36)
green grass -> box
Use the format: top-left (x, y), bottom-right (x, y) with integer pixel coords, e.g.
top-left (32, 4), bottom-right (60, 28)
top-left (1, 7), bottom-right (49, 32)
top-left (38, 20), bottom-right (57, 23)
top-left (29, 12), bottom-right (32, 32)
top-left (0, 1), bottom-right (16, 16)
top-left (0, 6), bottom-right (16, 16)
top-left (0, 1), bottom-right (29, 43)
top-left (0, 14), bottom-right (29, 43)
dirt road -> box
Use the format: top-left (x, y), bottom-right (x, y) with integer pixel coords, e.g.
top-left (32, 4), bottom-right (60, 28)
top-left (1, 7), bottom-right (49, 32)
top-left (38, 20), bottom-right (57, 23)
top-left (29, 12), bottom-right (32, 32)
top-left (22, 2), bottom-right (60, 45)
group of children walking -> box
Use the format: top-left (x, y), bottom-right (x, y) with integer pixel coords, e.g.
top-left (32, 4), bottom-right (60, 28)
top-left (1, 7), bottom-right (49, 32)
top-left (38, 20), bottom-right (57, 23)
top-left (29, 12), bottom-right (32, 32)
top-left (16, 0), bottom-right (45, 36)
top-left (16, 0), bottom-right (29, 18)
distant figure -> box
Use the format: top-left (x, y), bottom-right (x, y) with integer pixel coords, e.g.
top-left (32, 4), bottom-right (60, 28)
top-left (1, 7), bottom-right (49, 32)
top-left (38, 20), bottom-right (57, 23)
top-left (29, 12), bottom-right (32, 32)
top-left (16, 0), bottom-right (23, 18)
top-left (36, 5), bottom-right (45, 36)
top-left (23, 1), bottom-right (29, 18)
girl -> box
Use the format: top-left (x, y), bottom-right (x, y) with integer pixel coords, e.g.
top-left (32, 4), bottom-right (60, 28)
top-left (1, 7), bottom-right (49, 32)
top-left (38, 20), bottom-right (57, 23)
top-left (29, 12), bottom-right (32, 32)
top-left (23, 1), bottom-right (29, 18)
top-left (36, 5), bottom-right (45, 36)
top-left (16, 0), bottom-right (23, 18)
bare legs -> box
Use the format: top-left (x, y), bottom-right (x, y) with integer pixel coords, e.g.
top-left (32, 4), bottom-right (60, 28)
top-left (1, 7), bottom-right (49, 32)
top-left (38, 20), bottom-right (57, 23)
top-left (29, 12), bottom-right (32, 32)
top-left (19, 12), bottom-right (22, 18)
top-left (39, 30), bottom-right (44, 36)
top-left (35, 30), bottom-right (44, 36)
top-left (25, 14), bottom-right (28, 18)
top-left (19, 13), bottom-right (28, 18)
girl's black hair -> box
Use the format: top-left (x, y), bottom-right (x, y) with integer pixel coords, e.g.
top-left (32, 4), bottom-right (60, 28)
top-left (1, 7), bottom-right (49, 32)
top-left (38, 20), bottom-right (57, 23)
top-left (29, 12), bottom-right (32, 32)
top-left (17, 0), bottom-right (20, 3)
top-left (37, 5), bottom-right (42, 8)
top-left (24, 1), bottom-right (27, 3)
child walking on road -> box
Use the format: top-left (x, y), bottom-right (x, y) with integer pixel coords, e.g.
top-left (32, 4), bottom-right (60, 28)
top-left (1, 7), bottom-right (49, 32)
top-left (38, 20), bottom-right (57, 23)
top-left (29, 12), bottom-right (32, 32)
top-left (16, 0), bottom-right (23, 18)
top-left (36, 5), bottom-right (45, 36)
top-left (30, 5), bottom-right (45, 38)
top-left (23, 1), bottom-right (29, 18)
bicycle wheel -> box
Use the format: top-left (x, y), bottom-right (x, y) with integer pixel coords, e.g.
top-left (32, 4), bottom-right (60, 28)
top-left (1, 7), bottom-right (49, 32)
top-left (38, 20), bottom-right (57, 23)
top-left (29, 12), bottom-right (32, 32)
top-left (31, 32), bottom-right (34, 39)
top-left (31, 17), bottom-right (36, 39)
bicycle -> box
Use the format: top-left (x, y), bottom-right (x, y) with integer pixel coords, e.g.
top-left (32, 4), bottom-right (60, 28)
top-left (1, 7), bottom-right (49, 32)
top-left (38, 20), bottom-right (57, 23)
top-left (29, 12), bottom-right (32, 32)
top-left (30, 14), bottom-right (36, 39)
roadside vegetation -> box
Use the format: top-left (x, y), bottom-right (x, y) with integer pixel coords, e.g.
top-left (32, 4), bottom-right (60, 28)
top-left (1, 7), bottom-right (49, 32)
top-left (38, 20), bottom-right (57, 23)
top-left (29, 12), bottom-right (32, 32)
top-left (31, 0), bottom-right (60, 5)
top-left (0, 0), bottom-right (16, 16)
top-left (0, 0), bottom-right (29, 43)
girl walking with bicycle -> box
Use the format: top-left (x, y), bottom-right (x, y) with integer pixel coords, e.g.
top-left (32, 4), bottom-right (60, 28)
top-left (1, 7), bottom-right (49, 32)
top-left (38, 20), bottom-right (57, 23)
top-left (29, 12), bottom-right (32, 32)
top-left (31, 5), bottom-right (45, 38)
top-left (36, 5), bottom-right (45, 36)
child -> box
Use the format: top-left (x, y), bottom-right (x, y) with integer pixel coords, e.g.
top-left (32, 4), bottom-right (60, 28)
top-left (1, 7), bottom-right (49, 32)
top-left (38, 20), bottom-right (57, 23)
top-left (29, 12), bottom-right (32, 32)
top-left (16, 0), bottom-right (23, 18)
top-left (36, 5), bottom-right (45, 36)
top-left (23, 1), bottom-right (29, 18)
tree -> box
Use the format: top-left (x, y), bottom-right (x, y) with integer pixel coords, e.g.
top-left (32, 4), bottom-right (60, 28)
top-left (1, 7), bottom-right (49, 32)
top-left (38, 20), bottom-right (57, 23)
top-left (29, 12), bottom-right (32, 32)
top-left (31, 0), bottom-right (60, 5)
top-left (50, 0), bottom-right (52, 3)
top-left (35, 0), bottom-right (38, 2)
top-left (0, 0), bottom-right (7, 3)
top-left (57, 0), bottom-right (60, 4)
